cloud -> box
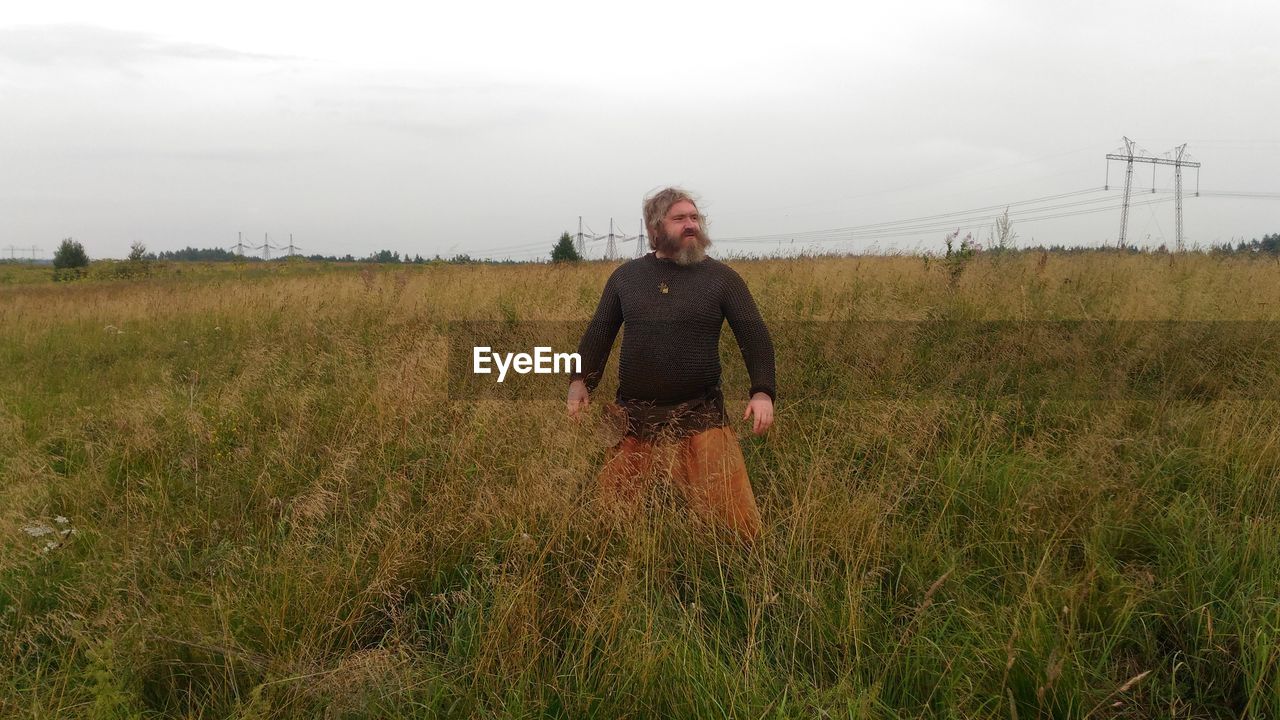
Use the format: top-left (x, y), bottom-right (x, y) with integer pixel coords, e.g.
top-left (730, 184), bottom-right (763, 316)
top-left (0, 23), bottom-right (286, 68)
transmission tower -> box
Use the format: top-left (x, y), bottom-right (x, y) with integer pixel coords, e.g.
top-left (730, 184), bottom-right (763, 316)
top-left (1174, 144), bottom-right (1189, 251)
top-left (254, 232), bottom-right (280, 260)
top-left (1105, 138), bottom-right (1201, 250)
top-left (1115, 137), bottom-right (1136, 247)
top-left (232, 232), bottom-right (250, 256)
top-left (9, 245), bottom-right (42, 261)
top-left (284, 233), bottom-right (300, 257)
top-left (573, 216), bottom-right (638, 260)
top-left (635, 221), bottom-right (646, 257)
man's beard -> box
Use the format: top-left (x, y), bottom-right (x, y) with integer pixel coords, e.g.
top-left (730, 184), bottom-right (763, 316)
top-left (654, 226), bottom-right (711, 266)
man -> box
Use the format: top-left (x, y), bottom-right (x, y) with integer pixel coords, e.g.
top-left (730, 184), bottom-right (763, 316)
top-left (566, 187), bottom-right (776, 540)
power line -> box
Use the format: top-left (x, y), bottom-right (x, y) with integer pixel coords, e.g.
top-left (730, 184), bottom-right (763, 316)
top-left (716, 187), bottom-right (1109, 243)
top-left (717, 189), bottom-right (1119, 243)
top-left (1198, 190), bottom-right (1280, 198)
top-left (481, 181), bottom-right (1275, 259)
top-left (717, 196), bottom-right (1180, 246)
top-left (476, 238), bottom-right (564, 256)
top-left (735, 143), bottom-right (1102, 218)
top-left (3, 245), bottom-right (42, 261)
top-left (1091, 188), bottom-right (1280, 199)
top-left (712, 167), bottom-right (1272, 252)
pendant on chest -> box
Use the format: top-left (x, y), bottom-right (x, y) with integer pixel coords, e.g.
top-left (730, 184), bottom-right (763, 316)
top-left (658, 282), bottom-right (669, 294)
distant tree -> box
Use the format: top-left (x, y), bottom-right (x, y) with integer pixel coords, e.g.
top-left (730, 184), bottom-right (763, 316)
top-left (53, 238), bottom-right (89, 269)
top-left (156, 247), bottom-right (240, 262)
top-left (1261, 233), bottom-right (1280, 254)
top-left (367, 249), bottom-right (401, 263)
top-left (128, 241), bottom-right (147, 262)
top-left (551, 232), bottom-right (581, 263)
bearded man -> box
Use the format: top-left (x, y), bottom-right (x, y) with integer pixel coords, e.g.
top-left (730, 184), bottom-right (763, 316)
top-left (566, 187), bottom-right (776, 540)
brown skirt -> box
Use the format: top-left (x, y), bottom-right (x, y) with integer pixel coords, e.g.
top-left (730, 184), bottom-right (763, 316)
top-left (611, 385), bottom-right (730, 442)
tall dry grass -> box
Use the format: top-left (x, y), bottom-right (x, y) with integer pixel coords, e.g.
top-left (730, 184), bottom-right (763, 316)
top-left (1, 252), bottom-right (1277, 718)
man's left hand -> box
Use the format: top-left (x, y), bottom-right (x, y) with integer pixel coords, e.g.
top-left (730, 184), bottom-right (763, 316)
top-left (743, 392), bottom-right (774, 435)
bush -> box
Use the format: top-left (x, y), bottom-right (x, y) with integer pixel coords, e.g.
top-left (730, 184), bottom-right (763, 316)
top-left (92, 260), bottom-right (152, 280)
top-left (51, 268), bottom-right (86, 282)
top-left (551, 232), bottom-right (581, 262)
top-left (943, 229), bottom-right (977, 288)
top-left (53, 238), bottom-right (89, 269)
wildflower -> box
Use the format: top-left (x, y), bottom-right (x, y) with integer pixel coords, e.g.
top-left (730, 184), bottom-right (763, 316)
top-left (23, 525), bottom-right (55, 537)
top-left (54, 516), bottom-right (69, 525)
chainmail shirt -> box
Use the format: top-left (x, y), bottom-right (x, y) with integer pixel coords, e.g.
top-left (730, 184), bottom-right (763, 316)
top-left (570, 252), bottom-right (776, 439)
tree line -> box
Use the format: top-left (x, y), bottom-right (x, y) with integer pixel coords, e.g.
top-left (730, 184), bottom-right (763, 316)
top-left (42, 231), bottom-right (1280, 273)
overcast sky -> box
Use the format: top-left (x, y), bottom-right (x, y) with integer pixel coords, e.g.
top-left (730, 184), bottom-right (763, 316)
top-left (2, 1), bottom-right (1277, 260)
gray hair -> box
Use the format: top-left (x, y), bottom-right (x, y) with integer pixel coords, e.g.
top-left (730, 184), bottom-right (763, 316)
top-left (643, 187), bottom-right (707, 249)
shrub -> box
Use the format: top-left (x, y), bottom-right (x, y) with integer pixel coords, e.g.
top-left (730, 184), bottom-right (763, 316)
top-left (551, 232), bottom-right (581, 262)
top-left (53, 238), bottom-right (89, 269)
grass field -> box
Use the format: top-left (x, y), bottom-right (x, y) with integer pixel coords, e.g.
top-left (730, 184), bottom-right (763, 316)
top-left (1, 252), bottom-right (1278, 718)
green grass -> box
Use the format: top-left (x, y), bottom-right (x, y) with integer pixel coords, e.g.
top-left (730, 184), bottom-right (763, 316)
top-left (1, 252), bottom-right (1278, 718)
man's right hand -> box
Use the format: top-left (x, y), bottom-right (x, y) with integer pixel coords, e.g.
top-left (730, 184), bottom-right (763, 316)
top-left (567, 379), bottom-right (590, 419)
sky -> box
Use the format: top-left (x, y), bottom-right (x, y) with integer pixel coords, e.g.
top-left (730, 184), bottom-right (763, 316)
top-left (1, 1), bottom-right (1277, 261)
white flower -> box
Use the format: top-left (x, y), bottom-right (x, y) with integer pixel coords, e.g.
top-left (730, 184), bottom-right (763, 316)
top-left (54, 516), bottom-right (69, 525)
top-left (23, 525), bottom-right (54, 537)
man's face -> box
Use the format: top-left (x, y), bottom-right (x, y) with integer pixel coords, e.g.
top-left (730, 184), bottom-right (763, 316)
top-left (654, 199), bottom-right (711, 265)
